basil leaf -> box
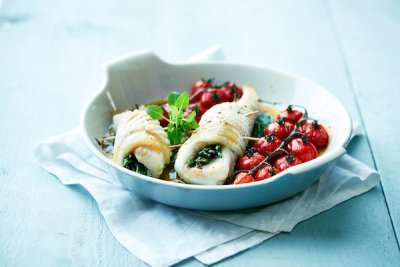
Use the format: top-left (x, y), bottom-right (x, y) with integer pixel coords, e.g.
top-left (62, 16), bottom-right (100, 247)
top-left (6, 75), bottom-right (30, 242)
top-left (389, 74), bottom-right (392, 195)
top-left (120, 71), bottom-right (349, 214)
top-left (175, 91), bottom-right (189, 111)
top-left (170, 105), bottom-right (179, 117)
top-left (146, 105), bottom-right (164, 120)
top-left (167, 91), bottom-right (180, 106)
top-left (168, 127), bottom-right (183, 145)
top-left (251, 113), bottom-right (271, 138)
top-left (180, 121), bottom-right (190, 131)
top-left (185, 111), bottom-right (196, 122)
top-left (189, 120), bottom-right (198, 129)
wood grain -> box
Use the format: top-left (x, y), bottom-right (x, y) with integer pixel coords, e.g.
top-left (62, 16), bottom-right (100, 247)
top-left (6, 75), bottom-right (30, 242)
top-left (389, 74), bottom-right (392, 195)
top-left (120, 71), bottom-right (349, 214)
top-left (329, 0), bottom-right (400, 242)
top-left (0, 0), bottom-right (399, 266)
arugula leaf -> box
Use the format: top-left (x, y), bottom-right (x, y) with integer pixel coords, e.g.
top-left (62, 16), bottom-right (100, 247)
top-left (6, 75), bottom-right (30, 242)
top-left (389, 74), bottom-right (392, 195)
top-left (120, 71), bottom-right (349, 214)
top-left (252, 113), bottom-right (272, 138)
top-left (167, 91), bottom-right (180, 106)
top-left (175, 92), bottom-right (189, 111)
top-left (146, 105), bottom-right (164, 120)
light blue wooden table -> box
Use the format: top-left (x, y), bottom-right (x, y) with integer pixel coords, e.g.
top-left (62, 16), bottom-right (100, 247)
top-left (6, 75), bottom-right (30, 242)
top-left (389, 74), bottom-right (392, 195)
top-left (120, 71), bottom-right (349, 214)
top-left (1, 0), bottom-right (399, 266)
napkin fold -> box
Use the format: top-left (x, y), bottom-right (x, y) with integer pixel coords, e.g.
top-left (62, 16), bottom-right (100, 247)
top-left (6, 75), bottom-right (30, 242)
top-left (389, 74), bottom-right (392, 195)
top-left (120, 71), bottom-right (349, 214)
top-left (33, 47), bottom-right (380, 267)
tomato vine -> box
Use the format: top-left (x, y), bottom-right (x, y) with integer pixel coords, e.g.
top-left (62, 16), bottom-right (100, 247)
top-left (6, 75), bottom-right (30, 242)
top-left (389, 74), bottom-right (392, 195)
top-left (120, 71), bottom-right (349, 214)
top-left (225, 105), bottom-right (309, 185)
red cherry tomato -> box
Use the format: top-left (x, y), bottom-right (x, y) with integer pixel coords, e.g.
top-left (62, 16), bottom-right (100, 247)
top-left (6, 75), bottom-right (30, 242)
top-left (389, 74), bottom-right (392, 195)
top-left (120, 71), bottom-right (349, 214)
top-left (200, 89), bottom-right (225, 109)
top-left (216, 89), bottom-right (231, 103)
top-left (253, 134), bottom-right (283, 157)
top-left (190, 79), bottom-right (212, 102)
top-left (197, 101), bottom-right (208, 116)
top-left (299, 120), bottom-right (329, 150)
top-left (219, 83), bottom-right (243, 102)
top-left (287, 137), bottom-right (318, 163)
top-left (255, 165), bottom-right (276, 181)
top-left (236, 152), bottom-right (265, 171)
top-left (233, 172), bottom-right (255, 184)
top-left (273, 155), bottom-right (303, 173)
top-left (277, 106), bottom-right (304, 123)
top-left (264, 119), bottom-right (295, 139)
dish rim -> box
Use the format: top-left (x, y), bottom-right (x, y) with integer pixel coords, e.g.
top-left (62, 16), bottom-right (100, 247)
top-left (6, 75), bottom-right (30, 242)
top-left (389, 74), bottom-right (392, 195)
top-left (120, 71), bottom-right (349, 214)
top-left (80, 55), bottom-right (352, 191)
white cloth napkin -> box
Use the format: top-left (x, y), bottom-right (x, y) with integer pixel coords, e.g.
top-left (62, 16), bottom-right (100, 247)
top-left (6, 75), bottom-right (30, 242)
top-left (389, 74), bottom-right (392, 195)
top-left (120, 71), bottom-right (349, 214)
top-left (33, 47), bottom-right (380, 267)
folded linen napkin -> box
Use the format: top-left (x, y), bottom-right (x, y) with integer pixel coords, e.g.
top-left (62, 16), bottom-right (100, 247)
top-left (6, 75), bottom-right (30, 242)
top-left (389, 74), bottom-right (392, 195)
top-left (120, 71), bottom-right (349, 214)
top-left (33, 46), bottom-right (380, 267)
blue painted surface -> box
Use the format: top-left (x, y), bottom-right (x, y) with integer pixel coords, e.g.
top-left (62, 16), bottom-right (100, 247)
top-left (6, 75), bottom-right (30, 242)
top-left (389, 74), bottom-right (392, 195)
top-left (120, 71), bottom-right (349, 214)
top-left (0, 0), bottom-right (399, 266)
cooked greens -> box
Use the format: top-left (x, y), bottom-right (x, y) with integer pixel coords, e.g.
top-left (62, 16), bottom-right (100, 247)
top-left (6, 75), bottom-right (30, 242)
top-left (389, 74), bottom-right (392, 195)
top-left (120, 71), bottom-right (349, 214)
top-left (123, 154), bottom-right (150, 176)
top-left (187, 144), bottom-right (223, 169)
top-left (251, 113), bottom-right (272, 138)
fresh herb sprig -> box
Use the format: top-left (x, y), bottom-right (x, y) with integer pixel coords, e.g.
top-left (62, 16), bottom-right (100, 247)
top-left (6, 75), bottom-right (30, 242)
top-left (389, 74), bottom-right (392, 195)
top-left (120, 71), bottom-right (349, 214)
top-left (146, 91), bottom-right (198, 145)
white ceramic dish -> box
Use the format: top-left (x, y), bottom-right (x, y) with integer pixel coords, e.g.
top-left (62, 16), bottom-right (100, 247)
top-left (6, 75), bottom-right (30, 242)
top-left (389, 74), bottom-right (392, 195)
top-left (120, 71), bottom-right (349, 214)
top-left (81, 50), bottom-right (352, 211)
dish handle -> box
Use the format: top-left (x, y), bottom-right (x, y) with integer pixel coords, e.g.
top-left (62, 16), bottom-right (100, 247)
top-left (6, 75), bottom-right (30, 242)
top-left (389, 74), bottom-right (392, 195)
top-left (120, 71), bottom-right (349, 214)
top-left (103, 49), bottom-right (167, 75)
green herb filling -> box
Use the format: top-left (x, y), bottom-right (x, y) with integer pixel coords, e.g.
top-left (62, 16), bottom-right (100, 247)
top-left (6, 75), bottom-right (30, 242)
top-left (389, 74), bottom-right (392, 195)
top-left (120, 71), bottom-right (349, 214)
top-left (123, 154), bottom-right (150, 176)
top-left (187, 144), bottom-right (223, 169)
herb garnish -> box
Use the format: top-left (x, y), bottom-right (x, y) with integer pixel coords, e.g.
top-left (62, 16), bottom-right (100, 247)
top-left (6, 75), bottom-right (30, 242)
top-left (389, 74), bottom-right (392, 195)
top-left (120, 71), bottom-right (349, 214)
top-left (146, 91), bottom-right (198, 145)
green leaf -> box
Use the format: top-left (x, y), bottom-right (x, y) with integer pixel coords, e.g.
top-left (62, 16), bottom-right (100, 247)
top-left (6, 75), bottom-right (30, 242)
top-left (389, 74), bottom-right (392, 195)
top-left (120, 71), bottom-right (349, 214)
top-left (168, 127), bottom-right (183, 145)
top-left (189, 120), bottom-right (198, 129)
top-left (167, 91), bottom-right (180, 106)
top-left (175, 91), bottom-right (189, 111)
top-left (146, 105), bottom-right (164, 120)
top-left (185, 111), bottom-right (196, 122)
top-left (169, 105), bottom-right (179, 117)
top-left (180, 121), bottom-right (190, 131)
top-left (251, 113), bottom-right (272, 138)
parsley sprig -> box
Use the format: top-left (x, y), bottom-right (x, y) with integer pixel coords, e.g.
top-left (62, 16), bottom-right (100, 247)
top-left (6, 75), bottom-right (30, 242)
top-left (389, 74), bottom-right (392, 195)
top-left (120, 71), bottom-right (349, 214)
top-left (146, 91), bottom-right (198, 145)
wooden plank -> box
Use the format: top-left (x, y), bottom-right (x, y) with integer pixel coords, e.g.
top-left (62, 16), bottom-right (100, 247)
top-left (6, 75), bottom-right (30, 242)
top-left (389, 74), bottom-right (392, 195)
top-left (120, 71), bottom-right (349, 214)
top-left (328, 0), bottom-right (400, 242)
top-left (0, 0), bottom-right (398, 266)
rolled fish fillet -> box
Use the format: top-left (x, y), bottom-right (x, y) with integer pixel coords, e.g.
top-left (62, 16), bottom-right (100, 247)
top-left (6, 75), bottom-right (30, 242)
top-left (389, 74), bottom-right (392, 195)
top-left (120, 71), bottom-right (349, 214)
top-left (174, 85), bottom-right (259, 185)
top-left (113, 109), bottom-right (170, 178)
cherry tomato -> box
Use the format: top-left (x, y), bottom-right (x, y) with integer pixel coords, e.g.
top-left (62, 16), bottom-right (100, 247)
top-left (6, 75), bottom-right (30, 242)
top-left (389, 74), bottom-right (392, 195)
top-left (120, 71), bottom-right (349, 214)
top-left (299, 120), bottom-right (329, 150)
top-left (219, 83), bottom-right (243, 102)
top-left (197, 101), bottom-right (208, 116)
top-left (264, 119), bottom-right (295, 139)
top-left (277, 105), bottom-right (304, 123)
top-left (287, 137), bottom-right (318, 163)
top-left (233, 172), bottom-right (255, 184)
top-left (200, 89), bottom-right (225, 109)
top-left (216, 89), bottom-right (231, 103)
top-left (253, 134), bottom-right (283, 158)
top-left (236, 152), bottom-right (265, 171)
top-left (159, 103), bottom-right (170, 127)
top-left (190, 79), bottom-right (212, 102)
top-left (255, 165), bottom-right (276, 181)
top-left (273, 155), bottom-right (303, 173)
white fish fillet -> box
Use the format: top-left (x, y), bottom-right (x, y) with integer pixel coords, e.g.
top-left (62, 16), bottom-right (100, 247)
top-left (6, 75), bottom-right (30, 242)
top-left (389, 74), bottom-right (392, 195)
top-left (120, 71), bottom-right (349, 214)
top-left (113, 109), bottom-right (170, 178)
top-left (174, 85), bottom-right (259, 185)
